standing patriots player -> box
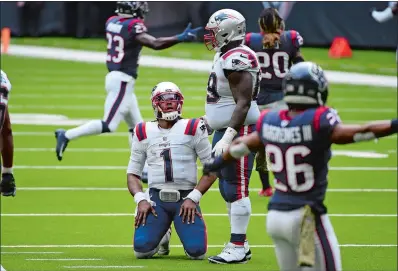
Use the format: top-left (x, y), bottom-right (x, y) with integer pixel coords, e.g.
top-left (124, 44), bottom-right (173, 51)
top-left (203, 9), bottom-right (261, 264)
top-left (245, 7), bottom-right (304, 197)
top-left (0, 70), bottom-right (16, 199)
top-left (203, 62), bottom-right (398, 271)
top-left (54, 1), bottom-right (202, 163)
top-left (127, 82), bottom-right (215, 260)
top-left (0, 70), bottom-right (16, 271)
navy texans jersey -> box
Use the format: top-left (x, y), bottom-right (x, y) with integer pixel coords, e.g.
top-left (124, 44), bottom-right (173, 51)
top-left (105, 16), bottom-right (148, 79)
top-left (245, 30), bottom-right (303, 92)
top-left (256, 106), bottom-right (341, 215)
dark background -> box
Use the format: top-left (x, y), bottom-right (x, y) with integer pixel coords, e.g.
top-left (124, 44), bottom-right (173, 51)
top-left (1, 1), bottom-right (397, 49)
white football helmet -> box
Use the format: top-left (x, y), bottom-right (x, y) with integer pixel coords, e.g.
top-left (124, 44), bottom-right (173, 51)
top-left (151, 82), bottom-right (184, 121)
top-left (204, 9), bottom-right (246, 51)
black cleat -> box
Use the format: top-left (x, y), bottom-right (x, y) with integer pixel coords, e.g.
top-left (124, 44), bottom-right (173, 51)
top-left (55, 129), bottom-right (69, 161)
top-left (0, 173), bottom-right (16, 197)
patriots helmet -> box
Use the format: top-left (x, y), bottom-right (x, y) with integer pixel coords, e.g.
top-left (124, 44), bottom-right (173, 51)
top-left (282, 62), bottom-right (329, 109)
top-left (204, 9), bottom-right (246, 51)
top-left (151, 82), bottom-right (184, 121)
top-left (115, 1), bottom-right (149, 19)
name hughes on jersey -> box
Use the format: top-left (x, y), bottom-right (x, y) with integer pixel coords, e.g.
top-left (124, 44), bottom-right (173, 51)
top-left (262, 124), bottom-right (313, 143)
top-left (106, 22), bottom-right (123, 34)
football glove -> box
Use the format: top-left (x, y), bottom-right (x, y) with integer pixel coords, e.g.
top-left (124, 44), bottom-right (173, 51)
top-left (212, 127), bottom-right (237, 157)
top-left (203, 156), bottom-right (227, 175)
top-left (0, 173), bottom-right (16, 197)
top-left (176, 23), bottom-right (203, 42)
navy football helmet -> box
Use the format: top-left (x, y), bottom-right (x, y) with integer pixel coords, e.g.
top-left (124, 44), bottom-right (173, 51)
top-left (282, 62), bottom-right (329, 109)
top-left (115, 1), bottom-right (149, 19)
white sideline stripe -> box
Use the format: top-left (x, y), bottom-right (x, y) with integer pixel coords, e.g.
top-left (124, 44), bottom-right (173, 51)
top-left (26, 258), bottom-right (102, 261)
top-left (17, 187), bottom-right (398, 193)
top-left (8, 45), bottom-right (398, 88)
top-left (1, 252), bottom-right (64, 254)
top-left (15, 148), bottom-right (129, 153)
top-left (2, 244), bottom-right (396, 248)
top-left (10, 94), bottom-right (397, 103)
top-left (64, 266), bottom-right (144, 269)
top-left (9, 104), bottom-right (395, 113)
top-left (12, 165), bottom-right (398, 171)
top-left (2, 213), bottom-right (396, 217)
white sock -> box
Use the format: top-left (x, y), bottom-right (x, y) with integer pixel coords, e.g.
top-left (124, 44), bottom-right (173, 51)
top-left (226, 202), bottom-right (232, 225)
top-left (65, 120), bottom-right (103, 140)
top-left (2, 167), bottom-right (13, 174)
top-left (131, 93), bottom-right (143, 125)
top-left (230, 197), bottom-right (252, 235)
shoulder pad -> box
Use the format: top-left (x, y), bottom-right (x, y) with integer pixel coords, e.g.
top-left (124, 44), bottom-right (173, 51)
top-left (221, 48), bottom-right (259, 71)
top-left (135, 122), bottom-right (147, 141)
top-left (245, 32), bottom-right (263, 49)
top-left (106, 16), bottom-right (118, 24)
top-left (289, 30), bottom-right (304, 48)
top-left (128, 19), bottom-right (147, 34)
top-left (184, 118), bottom-right (201, 136)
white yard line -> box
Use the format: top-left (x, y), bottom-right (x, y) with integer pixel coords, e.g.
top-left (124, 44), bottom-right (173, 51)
top-left (64, 266), bottom-right (144, 269)
top-left (2, 244), bottom-right (396, 248)
top-left (11, 165), bottom-right (398, 171)
top-left (17, 187), bottom-right (398, 193)
top-left (1, 213), bottom-right (396, 217)
top-left (7, 45), bottom-right (398, 87)
top-left (1, 252), bottom-right (63, 254)
top-left (25, 258), bottom-right (102, 261)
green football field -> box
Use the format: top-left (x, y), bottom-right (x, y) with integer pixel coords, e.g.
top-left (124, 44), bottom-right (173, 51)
top-left (0, 40), bottom-right (397, 271)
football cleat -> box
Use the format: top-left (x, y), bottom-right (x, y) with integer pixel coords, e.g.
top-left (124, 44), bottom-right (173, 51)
top-left (208, 242), bottom-right (247, 264)
top-left (244, 240), bottom-right (252, 260)
top-left (158, 228), bottom-right (172, 256)
top-left (55, 129), bottom-right (69, 161)
top-left (0, 173), bottom-right (16, 197)
top-left (258, 187), bottom-right (273, 197)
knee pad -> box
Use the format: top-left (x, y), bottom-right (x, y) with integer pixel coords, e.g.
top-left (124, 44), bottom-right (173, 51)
top-left (231, 197), bottom-right (252, 217)
top-left (184, 249), bottom-right (206, 260)
top-left (134, 247), bottom-right (159, 259)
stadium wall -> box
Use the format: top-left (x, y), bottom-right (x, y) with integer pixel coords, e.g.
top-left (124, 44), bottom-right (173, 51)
top-left (1, 1), bottom-right (396, 50)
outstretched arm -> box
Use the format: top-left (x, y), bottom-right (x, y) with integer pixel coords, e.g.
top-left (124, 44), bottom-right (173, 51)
top-left (136, 23), bottom-right (202, 50)
top-left (331, 119), bottom-right (398, 144)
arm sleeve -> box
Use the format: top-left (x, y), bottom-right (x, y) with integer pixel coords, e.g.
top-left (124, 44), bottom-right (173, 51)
top-left (126, 132), bottom-right (147, 176)
top-left (193, 120), bottom-right (212, 165)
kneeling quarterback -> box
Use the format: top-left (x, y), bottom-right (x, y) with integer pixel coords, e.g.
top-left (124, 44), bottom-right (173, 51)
top-left (203, 62), bottom-right (398, 271)
top-left (126, 82), bottom-right (215, 259)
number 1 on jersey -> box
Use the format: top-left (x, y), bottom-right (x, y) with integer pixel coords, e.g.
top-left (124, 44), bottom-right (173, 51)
top-left (160, 149), bottom-right (174, 183)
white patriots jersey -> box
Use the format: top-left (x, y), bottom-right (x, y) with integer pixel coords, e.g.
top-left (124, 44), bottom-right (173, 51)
top-left (127, 118), bottom-right (212, 190)
top-left (1, 70), bottom-right (11, 105)
top-left (205, 44), bottom-right (261, 131)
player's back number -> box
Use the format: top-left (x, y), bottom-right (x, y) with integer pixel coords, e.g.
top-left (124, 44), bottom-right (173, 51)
top-left (256, 51), bottom-right (289, 79)
top-left (106, 33), bottom-right (125, 63)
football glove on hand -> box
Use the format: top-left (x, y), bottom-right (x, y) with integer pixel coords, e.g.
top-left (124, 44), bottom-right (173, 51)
top-left (0, 173), bottom-right (16, 197)
top-left (176, 23), bottom-right (203, 42)
top-left (212, 127), bottom-right (237, 157)
top-left (203, 156), bottom-right (227, 175)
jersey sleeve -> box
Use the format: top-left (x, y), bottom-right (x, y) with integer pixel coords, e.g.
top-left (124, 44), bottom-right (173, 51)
top-left (193, 119), bottom-right (212, 165)
top-left (289, 30), bottom-right (304, 49)
top-left (221, 50), bottom-right (259, 71)
top-left (126, 125), bottom-right (147, 176)
top-left (314, 107), bottom-right (342, 136)
top-left (128, 19), bottom-right (148, 38)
